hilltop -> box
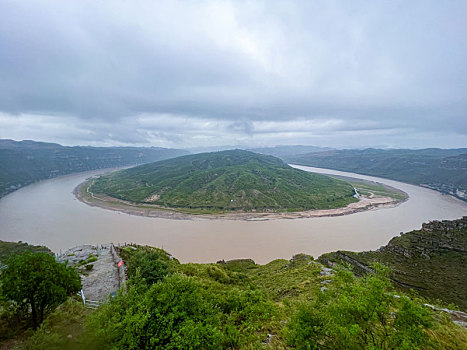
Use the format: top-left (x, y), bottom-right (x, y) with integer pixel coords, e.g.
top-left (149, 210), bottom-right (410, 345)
top-left (88, 150), bottom-right (358, 213)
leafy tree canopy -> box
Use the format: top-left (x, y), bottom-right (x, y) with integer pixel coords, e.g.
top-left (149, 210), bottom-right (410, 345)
top-left (0, 251), bottom-right (81, 329)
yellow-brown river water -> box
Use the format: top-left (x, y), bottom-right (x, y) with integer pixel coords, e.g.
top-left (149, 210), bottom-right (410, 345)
top-left (1, 165), bottom-right (466, 263)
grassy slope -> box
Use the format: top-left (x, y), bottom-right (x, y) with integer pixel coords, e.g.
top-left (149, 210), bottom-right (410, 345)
top-left (16, 245), bottom-right (467, 349)
top-left (319, 217), bottom-right (467, 310)
top-left (0, 241), bottom-right (51, 264)
top-left (0, 139), bottom-right (188, 198)
top-left (349, 179), bottom-right (407, 201)
top-left (90, 150), bottom-right (358, 212)
top-left (286, 148), bottom-right (467, 200)
top-left (118, 247), bottom-right (339, 346)
top-left (5, 237), bottom-right (467, 349)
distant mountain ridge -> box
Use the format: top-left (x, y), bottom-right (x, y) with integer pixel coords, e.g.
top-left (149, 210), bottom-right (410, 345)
top-left (285, 148), bottom-right (467, 201)
top-left (0, 139), bottom-right (188, 198)
top-left (3, 140), bottom-right (466, 203)
top-left (248, 145), bottom-right (332, 158)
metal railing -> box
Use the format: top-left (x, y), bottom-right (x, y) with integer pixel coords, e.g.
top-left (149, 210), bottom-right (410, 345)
top-left (77, 289), bottom-right (103, 310)
top-left (110, 243), bottom-right (127, 288)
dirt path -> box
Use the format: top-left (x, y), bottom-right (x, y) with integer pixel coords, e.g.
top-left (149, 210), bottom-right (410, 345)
top-left (58, 245), bottom-right (120, 301)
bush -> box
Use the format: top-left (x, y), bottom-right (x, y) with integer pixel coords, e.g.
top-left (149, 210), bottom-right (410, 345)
top-left (0, 300), bottom-right (29, 341)
top-left (126, 250), bottom-right (170, 285)
top-left (287, 265), bottom-right (432, 349)
top-left (220, 288), bottom-right (276, 348)
top-left (85, 274), bottom-right (224, 349)
top-left (77, 255), bottom-right (97, 267)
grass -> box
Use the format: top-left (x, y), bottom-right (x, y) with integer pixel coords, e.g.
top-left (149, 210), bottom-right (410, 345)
top-left (220, 254), bottom-right (323, 303)
top-left (348, 179), bottom-right (408, 201)
top-left (286, 148), bottom-right (467, 201)
top-left (76, 255), bottom-right (98, 267)
top-left (14, 298), bottom-right (89, 350)
top-left (89, 150), bottom-right (358, 213)
top-left (5, 239), bottom-right (467, 349)
top-left (0, 241), bottom-right (51, 264)
top-left (319, 217), bottom-right (467, 311)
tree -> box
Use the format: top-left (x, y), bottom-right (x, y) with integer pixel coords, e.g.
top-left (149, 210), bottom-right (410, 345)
top-left (0, 251), bottom-right (81, 329)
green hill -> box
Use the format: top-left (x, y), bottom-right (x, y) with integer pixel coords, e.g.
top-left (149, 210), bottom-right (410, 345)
top-left (0, 241), bottom-right (51, 266)
top-left (0, 139), bottom-right (188, 199)
top-left (285, 148), bottom-right (467, 201)
top-left (319, 216), bottom-right (467, 310)
top-left (89, 150), bottom-right (358, 212)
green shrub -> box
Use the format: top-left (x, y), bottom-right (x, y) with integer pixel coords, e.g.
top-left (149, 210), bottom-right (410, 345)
top-left (0, 300), bottom-right (29, 341)
top-left (206, 265), bottom-right (231, 283)
top-left (126, 250), bottom-right (170, 285)
top-left (286, 265), bottom-right (432, 349)
top-left (77, 255), bottom-right (97, 267)
top-left (85, 274), bottom-right (224, 349)
top-left (220, 288), bottom-right (277, 347)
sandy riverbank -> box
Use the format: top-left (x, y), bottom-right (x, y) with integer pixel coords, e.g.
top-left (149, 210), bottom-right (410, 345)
top-left (74, 178), bottom-right (408, 221)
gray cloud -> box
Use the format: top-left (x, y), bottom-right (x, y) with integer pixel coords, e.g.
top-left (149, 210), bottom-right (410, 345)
top-left (0, 0), bottom-right (466, 148)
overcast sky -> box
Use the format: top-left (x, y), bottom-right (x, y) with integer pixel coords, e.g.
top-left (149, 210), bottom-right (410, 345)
top-left (0, 0), bottom-right (466, 149)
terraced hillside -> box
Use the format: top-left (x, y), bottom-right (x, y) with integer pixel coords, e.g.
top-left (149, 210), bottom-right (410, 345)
top-left (89, 150), bottom-right (358, 212)
top-left (320, 216), bottom-right (467, 310)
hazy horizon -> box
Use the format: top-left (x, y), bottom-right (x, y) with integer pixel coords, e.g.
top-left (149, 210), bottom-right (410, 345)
top-left (1, 1), bottom-right (466, 149)
top-left (3, 138), bottom-right (467, 152)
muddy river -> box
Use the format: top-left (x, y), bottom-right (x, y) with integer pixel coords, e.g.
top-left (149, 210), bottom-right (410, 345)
top-left (0, 165), bottom-right (466, 263)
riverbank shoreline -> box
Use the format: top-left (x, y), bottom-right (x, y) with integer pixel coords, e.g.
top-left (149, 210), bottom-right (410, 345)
top-left (5, 166), bottom-right (467, 265)
top-left (74, 177), bottom-right (408, 221)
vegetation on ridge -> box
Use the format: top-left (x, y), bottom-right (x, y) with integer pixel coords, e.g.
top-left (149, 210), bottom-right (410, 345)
top-left (2, 218), bottom-right (467, 349)
top-left (320, 216), bottom-right (467, 310)
top-left (0, 139), bottom-right (188, 199)
top-left (89, 149), bottom-right (358, 212)
top-left (7, 245), bottom-right (466, 349)
top-left (0, 240), bottom-right (51, 264)
top-left (285, 148), bottom-right (467, 201)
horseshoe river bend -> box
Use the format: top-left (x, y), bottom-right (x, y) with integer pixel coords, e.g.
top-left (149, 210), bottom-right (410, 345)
top-left (1, 165), bottom-right (466, 263)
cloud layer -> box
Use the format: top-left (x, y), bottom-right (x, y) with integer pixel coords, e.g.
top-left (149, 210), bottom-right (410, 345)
top-left (1, 0), bottom-right (466, 148)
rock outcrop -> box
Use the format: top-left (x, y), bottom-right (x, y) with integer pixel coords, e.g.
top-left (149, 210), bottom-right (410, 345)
top-left (319, 217), bottom-right (467, 310)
